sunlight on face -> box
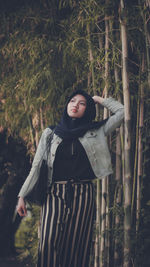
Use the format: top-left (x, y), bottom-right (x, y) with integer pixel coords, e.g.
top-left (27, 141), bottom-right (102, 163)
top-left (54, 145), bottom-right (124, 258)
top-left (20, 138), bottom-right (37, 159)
top-left (67, 94), bottom-right (87, 118)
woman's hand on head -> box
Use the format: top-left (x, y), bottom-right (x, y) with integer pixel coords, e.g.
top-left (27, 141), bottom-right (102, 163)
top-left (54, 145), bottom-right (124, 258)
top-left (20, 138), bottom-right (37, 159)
top-left (92, 95), bottom-right (104, 105)
top-left (17, 197), bottom-right (27, 217)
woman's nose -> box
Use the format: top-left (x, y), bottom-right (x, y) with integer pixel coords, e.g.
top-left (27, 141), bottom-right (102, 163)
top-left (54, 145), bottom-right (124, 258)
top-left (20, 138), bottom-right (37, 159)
top-left (73, 102), bottom-right (78, 108)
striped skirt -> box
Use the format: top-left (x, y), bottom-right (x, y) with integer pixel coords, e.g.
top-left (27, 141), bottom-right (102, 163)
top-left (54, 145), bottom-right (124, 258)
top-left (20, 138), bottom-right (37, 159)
top-left (37, 181), bottom-right (95, 267)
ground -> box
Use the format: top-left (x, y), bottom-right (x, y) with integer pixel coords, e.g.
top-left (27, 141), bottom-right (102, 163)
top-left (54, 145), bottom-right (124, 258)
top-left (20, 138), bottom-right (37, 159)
top-left (0, 251), bottom-right (35, 267)
top-left (0, 257), bottom-right (28, 267)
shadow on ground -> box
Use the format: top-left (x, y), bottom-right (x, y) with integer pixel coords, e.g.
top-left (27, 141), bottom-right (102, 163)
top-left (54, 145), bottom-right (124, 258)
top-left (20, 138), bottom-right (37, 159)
top-left (0, 250), bottom-right (35, 267)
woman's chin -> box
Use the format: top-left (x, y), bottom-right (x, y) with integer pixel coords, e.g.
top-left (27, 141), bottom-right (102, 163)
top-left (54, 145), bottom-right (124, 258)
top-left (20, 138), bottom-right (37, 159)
top-left (68, 113), bottom-right (78, 118)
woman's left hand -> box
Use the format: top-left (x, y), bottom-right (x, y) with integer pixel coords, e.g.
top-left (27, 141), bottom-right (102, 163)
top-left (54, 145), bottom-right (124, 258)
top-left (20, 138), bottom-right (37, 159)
top-left (92, 95), bottom-right (104, 105)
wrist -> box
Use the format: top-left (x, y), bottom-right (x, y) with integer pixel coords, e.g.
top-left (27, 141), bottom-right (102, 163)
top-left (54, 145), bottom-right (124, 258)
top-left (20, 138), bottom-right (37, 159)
top-left (18, 196), bottom-right (24, 202)
top-left (93, 95), bottom-right (104, 105)
top-left (98, 96), bottom-right (104, 104)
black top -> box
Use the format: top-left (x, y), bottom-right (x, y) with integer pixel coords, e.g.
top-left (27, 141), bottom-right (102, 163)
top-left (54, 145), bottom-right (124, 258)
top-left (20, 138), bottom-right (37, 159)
top-left (52, 139), bottom-right (95, 181)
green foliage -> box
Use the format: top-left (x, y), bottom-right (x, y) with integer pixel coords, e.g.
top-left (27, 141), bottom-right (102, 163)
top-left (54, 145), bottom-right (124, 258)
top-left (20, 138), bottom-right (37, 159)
top-left (0, 0), bottom-right (150, 265)
top-left (15, 205), bottom-right (40, 265)
top-left (0, 129), bottom-right (31, 257)
top-left (0, 0), bottom-right (146, 145)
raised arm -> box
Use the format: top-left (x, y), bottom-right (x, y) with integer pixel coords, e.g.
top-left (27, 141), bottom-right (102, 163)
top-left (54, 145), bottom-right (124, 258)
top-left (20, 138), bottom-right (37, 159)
top-left (93, 96), bottom-right (124, 135)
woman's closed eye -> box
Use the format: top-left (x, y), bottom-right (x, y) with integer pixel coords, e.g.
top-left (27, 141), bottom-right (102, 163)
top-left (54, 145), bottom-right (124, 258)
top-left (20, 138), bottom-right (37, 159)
top-left (70, 99), bottom-right (86, 105)
top-left (80, 102), bottom-right (86, 106)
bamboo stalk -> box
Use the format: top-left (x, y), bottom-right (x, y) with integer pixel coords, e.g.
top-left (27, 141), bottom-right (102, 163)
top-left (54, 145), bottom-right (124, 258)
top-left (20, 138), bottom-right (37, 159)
top-left (23, 98), bottom-right (36, 152)
top-left (94, 180), bottom-right (101, 267)
top-left (87, 21), bottom-right (101, 266)
top-left (100, 178), bottom-right (107, 266)
top-left (114, 65), bottom-right (123, 266)
top-left (100, 3), bottom-right (110, 265)
top-left (99, 5), bottom-right (110, 265)
top-left (87, 22), bottom-right (99, 120)
top-left (144, 4), bottom-right (150, 85)
top-left (120, 1), bottom-right (132, 266)
top-left (40, 106), bottom-right (44, 131)
top-left (136, 54), bottom-right (145, 232)
top-left (138, 0), bottom-right (150, 85)
top-left (105, 177), bottom-right (110, 267)
top-left (131, 92), bottom-right (140, 218)
top-left (32, 112), bottom-right (40, 148)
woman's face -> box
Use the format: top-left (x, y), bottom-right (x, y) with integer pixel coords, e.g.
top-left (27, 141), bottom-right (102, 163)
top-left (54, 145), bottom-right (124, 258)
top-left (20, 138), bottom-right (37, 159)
top-left (67, 94), bottom-right (87, 118)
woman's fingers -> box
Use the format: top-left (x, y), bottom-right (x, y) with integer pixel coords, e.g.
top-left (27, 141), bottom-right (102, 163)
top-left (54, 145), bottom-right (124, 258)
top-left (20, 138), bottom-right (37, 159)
top-left (92, 95), bottom-right (104, 104)
top-left (17, 197), bottom-right (27, 217)
top-left (17, 206), bottom-right (27, 217)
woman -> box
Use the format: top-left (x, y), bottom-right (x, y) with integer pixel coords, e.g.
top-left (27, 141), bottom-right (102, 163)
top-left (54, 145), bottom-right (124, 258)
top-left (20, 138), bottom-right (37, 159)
top-left (17, 89), bottom-right (124, 267)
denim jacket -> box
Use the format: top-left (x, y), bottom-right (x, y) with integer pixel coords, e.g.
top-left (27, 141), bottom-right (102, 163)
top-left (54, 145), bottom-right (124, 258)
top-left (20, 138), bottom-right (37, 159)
top-left (18, 97), bottom-right (124, 198)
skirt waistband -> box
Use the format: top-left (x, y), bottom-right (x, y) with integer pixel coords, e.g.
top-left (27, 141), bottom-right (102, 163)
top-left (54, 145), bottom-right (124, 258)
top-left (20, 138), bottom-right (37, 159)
top-left (49, 179), bottom-right (93, 210)
top-left (54, 179), bottom-right (92, 209)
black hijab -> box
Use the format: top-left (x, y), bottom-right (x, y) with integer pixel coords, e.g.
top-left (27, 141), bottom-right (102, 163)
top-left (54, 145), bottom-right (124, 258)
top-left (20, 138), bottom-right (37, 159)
top-left (54, 89), bottom-right (107, 139)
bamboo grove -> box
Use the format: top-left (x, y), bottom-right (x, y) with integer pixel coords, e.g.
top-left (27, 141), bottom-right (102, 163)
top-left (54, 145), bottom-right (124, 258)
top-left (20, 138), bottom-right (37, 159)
top-left (0, 0), bottom-right (150, 266)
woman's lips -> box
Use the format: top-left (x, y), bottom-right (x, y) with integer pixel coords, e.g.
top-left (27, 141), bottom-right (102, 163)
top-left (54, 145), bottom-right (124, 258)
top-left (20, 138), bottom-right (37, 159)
top-left (71, 108), bottom-right (77, 112)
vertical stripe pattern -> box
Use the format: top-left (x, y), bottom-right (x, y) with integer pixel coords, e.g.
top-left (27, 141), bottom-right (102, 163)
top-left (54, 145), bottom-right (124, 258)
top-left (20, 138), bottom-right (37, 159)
top-left (37, 182), bottom-right (95, 267)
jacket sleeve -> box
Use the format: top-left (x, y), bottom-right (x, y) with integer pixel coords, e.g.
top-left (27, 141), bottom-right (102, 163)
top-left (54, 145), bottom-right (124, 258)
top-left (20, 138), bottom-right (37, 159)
top-left (101, 97), bottom-right (124, 136)
top-left (18, 127), bottom-right (52, 199)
